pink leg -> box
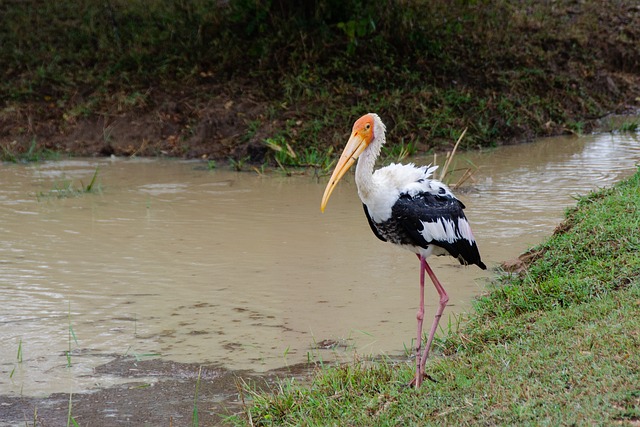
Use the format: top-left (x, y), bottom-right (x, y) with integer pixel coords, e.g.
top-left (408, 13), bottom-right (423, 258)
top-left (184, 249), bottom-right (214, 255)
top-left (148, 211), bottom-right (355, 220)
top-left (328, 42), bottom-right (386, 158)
top-left (413, 255), bottom-right (426, 388)
top-left (418, 261), bottom-right (449, 376)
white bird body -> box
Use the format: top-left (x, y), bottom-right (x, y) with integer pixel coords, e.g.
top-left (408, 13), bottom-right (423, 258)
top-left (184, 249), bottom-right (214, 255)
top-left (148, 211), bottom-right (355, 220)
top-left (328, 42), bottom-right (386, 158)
top-left (351, 114), bottom-right (484, 268)
top-left (358, 162), bottom-right (441, 221)
top-left (320, 113), bottom-right (485, 388)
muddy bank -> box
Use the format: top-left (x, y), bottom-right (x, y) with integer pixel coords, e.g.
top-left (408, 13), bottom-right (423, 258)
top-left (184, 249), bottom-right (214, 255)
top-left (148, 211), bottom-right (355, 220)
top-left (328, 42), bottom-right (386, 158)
top-left (2, 1), bottom-right (640, 162)
top-left (0, 83), bottom-right (274, 161)
top-left (1, 357), bottom-right (314, 426)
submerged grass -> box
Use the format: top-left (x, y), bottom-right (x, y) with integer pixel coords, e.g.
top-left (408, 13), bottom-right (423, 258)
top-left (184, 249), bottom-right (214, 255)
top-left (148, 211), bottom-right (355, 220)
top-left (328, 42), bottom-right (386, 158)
top-left (66, 300), bottom-right (79, 368)
top-left (37, 167), bottom-right (101, 200)
top-left (9, 338), bottom-right (23, 380)
top-left (232, 168), bottom-right (640, 426)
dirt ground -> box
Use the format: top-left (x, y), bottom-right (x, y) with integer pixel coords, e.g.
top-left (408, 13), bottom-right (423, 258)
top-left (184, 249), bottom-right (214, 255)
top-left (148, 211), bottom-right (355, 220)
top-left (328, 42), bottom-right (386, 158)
top-left (0, 83), bottom-right (281, 164)
top-left (0, 357), bottom-right (315, 426)
top-left (3, 74), bottom-right (639, 167)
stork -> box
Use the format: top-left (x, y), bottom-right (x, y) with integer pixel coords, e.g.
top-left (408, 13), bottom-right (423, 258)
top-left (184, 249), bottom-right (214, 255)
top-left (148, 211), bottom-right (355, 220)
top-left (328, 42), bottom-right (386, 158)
top-left (320, 113), bottom-right (486, 388)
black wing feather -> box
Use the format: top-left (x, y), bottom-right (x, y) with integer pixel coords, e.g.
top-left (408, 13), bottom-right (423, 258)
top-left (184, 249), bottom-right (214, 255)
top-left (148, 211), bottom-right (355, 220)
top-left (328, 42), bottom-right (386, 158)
top-left (391, 192), bottom-right (486, 269)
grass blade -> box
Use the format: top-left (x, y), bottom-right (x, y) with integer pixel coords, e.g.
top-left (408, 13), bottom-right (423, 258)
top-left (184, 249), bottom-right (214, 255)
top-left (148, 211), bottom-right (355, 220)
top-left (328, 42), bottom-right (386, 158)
top-left (192, 366), bottom-right (203, 427)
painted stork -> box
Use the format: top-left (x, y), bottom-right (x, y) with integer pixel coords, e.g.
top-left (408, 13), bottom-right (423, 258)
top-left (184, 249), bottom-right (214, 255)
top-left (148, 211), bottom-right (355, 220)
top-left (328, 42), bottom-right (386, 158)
top-left (320, 113), bottom-right (486, 388)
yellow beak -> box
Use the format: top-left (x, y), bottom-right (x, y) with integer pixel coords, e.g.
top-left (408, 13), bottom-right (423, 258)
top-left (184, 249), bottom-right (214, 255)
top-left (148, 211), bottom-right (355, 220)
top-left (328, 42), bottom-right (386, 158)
top-left (320, 133), bottom-right (369, 212)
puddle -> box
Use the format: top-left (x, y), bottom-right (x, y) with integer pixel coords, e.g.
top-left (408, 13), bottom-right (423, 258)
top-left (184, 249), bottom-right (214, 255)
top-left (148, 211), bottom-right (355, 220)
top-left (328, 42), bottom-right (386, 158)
top-left (0, 131), bottom-right (638, 399)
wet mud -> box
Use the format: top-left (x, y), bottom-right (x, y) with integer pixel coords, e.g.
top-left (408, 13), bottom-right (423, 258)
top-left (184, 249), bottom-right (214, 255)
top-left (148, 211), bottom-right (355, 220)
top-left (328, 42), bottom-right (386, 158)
top-left (0, 357), bottom-right (314, 426)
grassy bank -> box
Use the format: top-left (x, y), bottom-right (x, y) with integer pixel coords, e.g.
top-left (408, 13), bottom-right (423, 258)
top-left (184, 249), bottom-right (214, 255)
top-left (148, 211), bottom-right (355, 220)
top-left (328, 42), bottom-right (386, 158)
top-left (231, 169), bottom-right (640, 425)
top-left (1, 1), bottom-right (639, 161)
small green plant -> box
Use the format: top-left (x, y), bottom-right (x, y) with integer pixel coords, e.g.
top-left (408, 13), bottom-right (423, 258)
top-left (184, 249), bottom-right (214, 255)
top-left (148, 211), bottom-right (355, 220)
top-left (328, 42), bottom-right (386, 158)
top-left (122, 91), bottom-right (149, 108)
top-left (566, 120), bottom-right (585, 135)
top-left (1, 139), bottom-right (59, 163)
top-left (67, 392), bottom-right (79, 427)
top-left (9, 338), bottom-right (23, 379)
top-left (43, 180), bottom-right (76, 200)
top-left (265, 136), bottom-right (297, 168)
top-left (123, 346), bottom-right (161, 361)
top-left (264, 136), bottom-right (334, 173)
top-left (16, 337), bottom-right (23, 362)
top-left (616, 120), bottom-right (639, 133)
top-left (337, 17), bottom-right (376, 55)
top-left (31, 408), bottom-right (39, 427)
top-left (241, 120), bottom-right (262, 144)
top-left (381, 138), bottom-right (418, 163)
top-left (282, 345), bottom-right (291, 366)
top-left (192, 366), bottom-right (203, 427)
top-left (0, 144), bottom-right (17, 163)
top-left (66, 301), bottom-right (78, 368)
top-left (37, 167), bottom-right (101, 199)
top-left (82, 167), bottom-right (99, 192)
top-left (228, 156), bottom-right (250, 171)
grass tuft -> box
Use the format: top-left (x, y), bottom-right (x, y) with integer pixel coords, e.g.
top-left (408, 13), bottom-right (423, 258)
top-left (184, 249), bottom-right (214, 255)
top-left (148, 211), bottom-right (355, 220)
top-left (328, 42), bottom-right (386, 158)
top-left (37, 167), bottom-right (102, 200)
top-left (616, 120), bottom-right (639, 133)
top-left (264, 135), bottom-right (334, 174)
top-left (1, 139), bottom-right (59, 163)
top-left (192, 366), bottom-right (203, 427)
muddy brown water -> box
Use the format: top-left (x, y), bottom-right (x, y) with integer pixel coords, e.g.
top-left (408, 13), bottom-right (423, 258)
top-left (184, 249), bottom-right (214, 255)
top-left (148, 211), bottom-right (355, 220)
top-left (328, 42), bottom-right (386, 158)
top-left (0, 131), bottom-right (639, 423)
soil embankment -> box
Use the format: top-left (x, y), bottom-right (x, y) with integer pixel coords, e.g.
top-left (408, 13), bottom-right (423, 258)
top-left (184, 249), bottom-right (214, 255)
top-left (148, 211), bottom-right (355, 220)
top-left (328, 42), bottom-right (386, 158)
top-left (1, 1), bottom-right (639, 162)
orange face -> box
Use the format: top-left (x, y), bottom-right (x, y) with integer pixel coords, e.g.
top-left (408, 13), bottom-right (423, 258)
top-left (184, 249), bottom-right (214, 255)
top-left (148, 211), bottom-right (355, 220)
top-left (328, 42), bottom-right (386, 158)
top-left (320, 114), bottom-right (376, 212)
top-left (351, 114), bottom-right (375, 145)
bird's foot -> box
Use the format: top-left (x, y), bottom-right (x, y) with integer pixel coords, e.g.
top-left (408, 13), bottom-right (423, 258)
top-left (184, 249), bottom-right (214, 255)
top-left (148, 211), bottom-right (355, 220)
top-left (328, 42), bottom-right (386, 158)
top-left (406, 372), bottom-right (438, 389)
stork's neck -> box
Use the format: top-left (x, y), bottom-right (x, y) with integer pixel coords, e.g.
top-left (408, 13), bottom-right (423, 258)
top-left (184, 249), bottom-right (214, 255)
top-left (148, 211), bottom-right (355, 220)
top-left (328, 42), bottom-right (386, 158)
top-left (355, 133), bottom-right (383, 203)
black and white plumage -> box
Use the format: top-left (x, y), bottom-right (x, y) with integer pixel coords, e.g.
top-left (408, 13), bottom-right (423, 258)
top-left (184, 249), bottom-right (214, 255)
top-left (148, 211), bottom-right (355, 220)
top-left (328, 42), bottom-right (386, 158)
top-left (361, 170), bottom-right (486, 268)
top-left (321, 113), bottom-right (485, 388)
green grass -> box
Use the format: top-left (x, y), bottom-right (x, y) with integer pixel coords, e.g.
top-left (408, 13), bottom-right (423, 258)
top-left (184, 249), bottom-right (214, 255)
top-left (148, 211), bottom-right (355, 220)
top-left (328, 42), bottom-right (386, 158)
top-left (66, 300), bottom-right (79, 368)
top-left (230, 168), bottom-right (640, 426)
top-left (37, 167), bottom-right (101, 199)
top-left (617, 120), bottom-right (639, 133)
top-left (66, 301), bottom-right (80, 426)
top-left (9, 338), bottom-right (23, 380)
top-left (264, 135), bottom-right (334, 173)
top-left (1, 139), bottom-right (60, 163)
top-left (381, 138), bottom-right (419, 164)
top-left (192, 366), bottom-right (203, 427)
